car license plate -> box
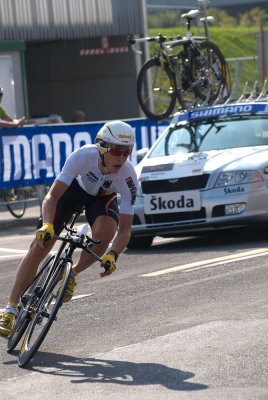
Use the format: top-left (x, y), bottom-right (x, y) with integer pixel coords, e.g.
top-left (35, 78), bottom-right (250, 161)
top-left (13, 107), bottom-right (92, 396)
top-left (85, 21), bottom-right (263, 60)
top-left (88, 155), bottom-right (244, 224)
top-left (144, 191), bottom-right (201, 214)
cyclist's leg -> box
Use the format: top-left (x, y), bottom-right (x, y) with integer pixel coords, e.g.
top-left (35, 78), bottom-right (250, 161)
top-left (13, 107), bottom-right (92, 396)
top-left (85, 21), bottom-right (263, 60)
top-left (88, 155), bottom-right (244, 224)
top-left (0, 239), bottom-right (55, 336)
top-left (74, 215), bottom-right (118, 274)
top-left (8, 239), bottom-right (56, 306)
top-left (0, 180), bottom-right (83, 333)
top-left (59, 214), bottom-right (117, 304)
top-left (73, 194), bottom-right (119, 274)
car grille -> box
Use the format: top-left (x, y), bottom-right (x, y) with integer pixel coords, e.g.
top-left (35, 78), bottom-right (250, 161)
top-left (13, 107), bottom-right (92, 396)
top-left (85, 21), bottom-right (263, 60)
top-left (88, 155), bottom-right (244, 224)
top-left (141, 174), bottom-right (210, 194)
top-left (144, 208), bottom-right (206, 224)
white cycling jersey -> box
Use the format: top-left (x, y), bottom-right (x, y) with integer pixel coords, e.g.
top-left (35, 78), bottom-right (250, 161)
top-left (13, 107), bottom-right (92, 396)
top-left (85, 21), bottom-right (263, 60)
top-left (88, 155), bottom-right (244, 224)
top-left (56, 144), bottom-right (138, 215)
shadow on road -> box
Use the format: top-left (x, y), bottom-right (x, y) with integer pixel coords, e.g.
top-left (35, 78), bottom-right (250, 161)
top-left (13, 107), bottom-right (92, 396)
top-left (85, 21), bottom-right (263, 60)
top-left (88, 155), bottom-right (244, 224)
top-left (22, 352), bottom-right (208, 392)
top-left (126, 227), bottom-right (268, 255)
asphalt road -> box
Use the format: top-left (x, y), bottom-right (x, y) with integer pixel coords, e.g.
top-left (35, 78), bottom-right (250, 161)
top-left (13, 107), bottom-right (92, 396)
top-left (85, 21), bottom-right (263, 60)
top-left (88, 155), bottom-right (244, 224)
top-left (0, 225), bottom-right (268, 400)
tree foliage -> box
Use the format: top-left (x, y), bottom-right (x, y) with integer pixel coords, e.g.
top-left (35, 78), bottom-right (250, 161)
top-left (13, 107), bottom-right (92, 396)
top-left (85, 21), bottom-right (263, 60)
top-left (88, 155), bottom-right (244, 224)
top-left (148, 10), bottom-right (181, 28)
top-left (239, 7), bottom-right (268, 27)
top-left (147, 7), bottom-right (268, 28)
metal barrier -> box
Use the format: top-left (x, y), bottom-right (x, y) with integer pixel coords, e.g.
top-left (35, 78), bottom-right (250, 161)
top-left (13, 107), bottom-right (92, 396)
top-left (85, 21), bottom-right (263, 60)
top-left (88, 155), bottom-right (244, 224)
top-left (226, 56), bottom-right (259, 99)
top-left (0, 185), bottom-right (44, 219)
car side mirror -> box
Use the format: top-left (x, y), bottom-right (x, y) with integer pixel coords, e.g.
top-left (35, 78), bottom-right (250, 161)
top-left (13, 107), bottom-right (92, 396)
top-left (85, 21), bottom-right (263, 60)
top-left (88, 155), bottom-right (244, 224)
top-left (137, 147), bottom-right (149, 163)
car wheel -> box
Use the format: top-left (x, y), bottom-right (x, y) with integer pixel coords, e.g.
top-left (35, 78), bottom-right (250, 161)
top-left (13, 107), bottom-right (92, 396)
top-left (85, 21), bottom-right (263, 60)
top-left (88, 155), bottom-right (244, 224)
top-left (127, 235), bottom-right (154, 249)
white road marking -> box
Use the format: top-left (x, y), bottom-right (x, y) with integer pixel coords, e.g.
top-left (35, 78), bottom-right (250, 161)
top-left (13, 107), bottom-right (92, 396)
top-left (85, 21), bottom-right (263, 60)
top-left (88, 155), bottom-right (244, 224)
top-left (141, 248), bottom-right (268, 277)
top-left (0, 235), bottom-right (36, 240)
top-left (71, 293), bottom-right (94, 300)
top-left (0, 247), bottom-right (28, 259)
top-left (0, 247), bottom-right (28, 253)
top-left (0, 255), bottom-right (27, 259)
top-left (51, 293), bottom-right (94, 305)
top-left (0, 248), bottom-right (59, 260)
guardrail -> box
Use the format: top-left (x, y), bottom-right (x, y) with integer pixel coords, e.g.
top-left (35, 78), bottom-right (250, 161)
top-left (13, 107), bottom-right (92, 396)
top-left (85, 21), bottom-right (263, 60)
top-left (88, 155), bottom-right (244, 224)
top-left (226, 56), bottom-right (259, 99)
top-left (0, 185), bottom-right (45, 218)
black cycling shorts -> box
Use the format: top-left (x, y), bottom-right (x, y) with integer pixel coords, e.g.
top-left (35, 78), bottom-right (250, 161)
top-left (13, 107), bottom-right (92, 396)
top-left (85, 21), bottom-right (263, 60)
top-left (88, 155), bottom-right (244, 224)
top-left (37, 179), bottom-right (119, 235)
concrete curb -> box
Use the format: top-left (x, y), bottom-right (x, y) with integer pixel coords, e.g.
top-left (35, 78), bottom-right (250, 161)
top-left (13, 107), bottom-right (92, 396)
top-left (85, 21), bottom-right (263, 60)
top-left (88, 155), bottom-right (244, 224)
top-left (0, 201), bottom-right (88, 232)
top-left (0, 217), bottom-right (38, 230)
top-left (0, 214), bottom-right (88, 231)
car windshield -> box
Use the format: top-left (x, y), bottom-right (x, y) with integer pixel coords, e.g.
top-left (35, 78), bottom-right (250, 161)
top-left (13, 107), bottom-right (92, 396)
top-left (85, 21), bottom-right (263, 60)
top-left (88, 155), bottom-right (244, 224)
top-left (149, 116), bottom-right (268, 157)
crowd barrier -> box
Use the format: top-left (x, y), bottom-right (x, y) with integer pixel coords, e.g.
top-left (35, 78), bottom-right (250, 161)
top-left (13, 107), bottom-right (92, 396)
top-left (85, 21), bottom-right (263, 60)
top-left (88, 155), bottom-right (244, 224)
top-left (0, 117), bottom-right (168, 190)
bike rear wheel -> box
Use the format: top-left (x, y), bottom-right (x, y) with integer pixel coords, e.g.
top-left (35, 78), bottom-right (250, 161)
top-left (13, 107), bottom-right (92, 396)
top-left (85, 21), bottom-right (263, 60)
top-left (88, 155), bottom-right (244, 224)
top-left (137, 57), bottom-right (177, 121)
top-left (175, 50), bottom-right (197, 110)
top-left (3, 188), bottom-right (27, 219)
top-left (7, 255), bottom-right (56, 354)
top-left (18, 260), bottom-right (72, 368)
top-left (190, 41), bottom-right (230, 103)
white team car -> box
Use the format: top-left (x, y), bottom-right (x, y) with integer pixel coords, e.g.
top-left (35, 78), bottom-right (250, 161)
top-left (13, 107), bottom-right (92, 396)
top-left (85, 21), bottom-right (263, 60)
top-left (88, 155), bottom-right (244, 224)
top-left (128, 100), bottom-right (268, 248)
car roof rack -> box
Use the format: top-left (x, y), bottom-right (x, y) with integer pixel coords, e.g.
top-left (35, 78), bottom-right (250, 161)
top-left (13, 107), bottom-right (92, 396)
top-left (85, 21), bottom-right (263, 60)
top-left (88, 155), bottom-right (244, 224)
top-left (223, 79), bottom-right (268, 105)
top-left (184, 78), bottom-right (268, 113)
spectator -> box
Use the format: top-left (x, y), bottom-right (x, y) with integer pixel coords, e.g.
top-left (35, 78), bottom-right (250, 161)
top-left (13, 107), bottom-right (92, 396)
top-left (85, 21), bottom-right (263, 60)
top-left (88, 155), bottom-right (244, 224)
top-left (71, 110), bottom-right (86, 123)
top-left (0, 86), bottom-right (26, 128)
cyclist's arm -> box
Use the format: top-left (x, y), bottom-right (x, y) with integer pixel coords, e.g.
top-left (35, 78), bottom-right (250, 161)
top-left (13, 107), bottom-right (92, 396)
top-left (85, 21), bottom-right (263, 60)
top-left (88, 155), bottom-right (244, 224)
top-left (0, 117), bottom-right (26, 128)
top-left (110, 213), bottom-right (134, 256)
top-left (109, 167), bottom-right (137, 255)
top-left (42, 147), bottom-right (91, 223)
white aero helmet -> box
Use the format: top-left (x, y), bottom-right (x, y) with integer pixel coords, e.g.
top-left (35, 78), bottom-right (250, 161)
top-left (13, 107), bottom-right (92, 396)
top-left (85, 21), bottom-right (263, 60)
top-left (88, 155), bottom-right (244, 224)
top-left (95, 120), bottom-right (135, 154)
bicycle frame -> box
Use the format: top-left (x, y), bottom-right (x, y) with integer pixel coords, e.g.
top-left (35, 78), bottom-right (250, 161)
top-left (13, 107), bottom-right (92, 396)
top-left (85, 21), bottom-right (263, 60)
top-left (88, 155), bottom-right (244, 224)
top-left (18, 208), bottom-right (83, 308)
top-left (8, 210), bottom-right (103, 367)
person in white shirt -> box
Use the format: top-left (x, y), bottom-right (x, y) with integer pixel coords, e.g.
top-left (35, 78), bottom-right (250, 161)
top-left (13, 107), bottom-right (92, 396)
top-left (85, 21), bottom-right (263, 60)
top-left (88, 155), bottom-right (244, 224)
top-left (0, 120), bottom-right (138, 337)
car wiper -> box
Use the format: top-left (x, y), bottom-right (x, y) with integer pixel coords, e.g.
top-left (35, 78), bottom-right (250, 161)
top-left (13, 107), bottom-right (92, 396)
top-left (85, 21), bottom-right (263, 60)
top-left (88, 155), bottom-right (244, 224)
top-left (164, 126), bottom-right (197, 155)
top-left (193, 122), bottom-right (226, 149)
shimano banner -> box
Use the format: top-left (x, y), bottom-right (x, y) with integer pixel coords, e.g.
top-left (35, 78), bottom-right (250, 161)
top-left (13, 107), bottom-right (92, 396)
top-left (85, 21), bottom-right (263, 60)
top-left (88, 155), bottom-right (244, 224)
top-left (0, 118), bottom-right (168, 189)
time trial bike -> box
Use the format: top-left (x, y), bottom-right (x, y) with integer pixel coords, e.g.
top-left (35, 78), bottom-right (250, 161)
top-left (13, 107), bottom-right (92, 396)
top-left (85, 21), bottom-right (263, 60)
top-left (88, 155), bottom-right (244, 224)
top-left (6, 208), bottom-right (104, 368)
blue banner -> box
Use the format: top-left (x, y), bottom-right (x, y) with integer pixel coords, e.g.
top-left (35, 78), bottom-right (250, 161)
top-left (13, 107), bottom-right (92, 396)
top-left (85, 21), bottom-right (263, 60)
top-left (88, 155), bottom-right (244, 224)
top-left (0, 118), bottom-right (168, 189)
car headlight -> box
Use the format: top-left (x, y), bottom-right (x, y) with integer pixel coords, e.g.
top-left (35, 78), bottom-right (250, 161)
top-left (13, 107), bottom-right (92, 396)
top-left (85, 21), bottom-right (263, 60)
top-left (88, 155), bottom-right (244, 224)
top-left (215, 170), bottom-right (263, 188)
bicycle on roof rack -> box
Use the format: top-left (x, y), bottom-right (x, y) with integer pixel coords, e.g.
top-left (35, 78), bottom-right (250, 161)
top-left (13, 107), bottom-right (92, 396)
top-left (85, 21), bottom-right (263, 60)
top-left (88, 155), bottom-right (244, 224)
top-left (6, 208), bottom-right (103, 368)
top-left (127, 7), bottom-right (231, 121)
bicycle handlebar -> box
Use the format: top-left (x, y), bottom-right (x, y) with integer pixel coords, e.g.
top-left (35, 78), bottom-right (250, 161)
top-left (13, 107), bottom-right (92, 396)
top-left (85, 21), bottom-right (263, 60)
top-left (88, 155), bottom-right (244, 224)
top-left (54, 231), bottom-right (102, 262)
top-left (127, 34), bottom-right (169, 46)
top-left (128, 33), bottom-right (208, 53)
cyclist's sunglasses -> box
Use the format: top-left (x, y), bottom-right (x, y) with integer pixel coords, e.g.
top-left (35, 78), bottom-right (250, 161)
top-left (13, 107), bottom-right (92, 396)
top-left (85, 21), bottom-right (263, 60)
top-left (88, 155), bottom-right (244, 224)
top-left (108, 148), bottom-right (132, 157)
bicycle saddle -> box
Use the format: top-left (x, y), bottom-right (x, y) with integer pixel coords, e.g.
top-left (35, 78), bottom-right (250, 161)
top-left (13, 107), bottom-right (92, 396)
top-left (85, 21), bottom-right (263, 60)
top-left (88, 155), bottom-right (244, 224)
top-left (181, 9), bottom-right (200, 21)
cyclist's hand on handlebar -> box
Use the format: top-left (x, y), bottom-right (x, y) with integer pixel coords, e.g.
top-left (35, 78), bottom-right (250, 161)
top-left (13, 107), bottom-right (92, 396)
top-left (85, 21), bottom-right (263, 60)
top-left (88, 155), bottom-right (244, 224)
top-left (36, 223), bottom-right (55, 247)
top-left (100, 250), bottom-right (118, 277)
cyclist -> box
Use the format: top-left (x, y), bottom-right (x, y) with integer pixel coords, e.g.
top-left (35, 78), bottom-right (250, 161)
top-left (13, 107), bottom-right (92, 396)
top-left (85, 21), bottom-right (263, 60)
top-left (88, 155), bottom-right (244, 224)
top-left (0, 120), bottom-right (138, 336)
top-left (0, 86), bottom-right (26, 128)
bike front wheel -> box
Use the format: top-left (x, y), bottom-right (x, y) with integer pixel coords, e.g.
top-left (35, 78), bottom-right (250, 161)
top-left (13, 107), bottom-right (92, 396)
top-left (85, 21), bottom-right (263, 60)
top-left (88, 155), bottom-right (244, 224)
top-left (7, 255), bottom-right (56, 354)
top-left (190, 41), bottom-right (230, 103)
top-left (18, 260), bottom-right (72, 368)
top-left (3, 188), bottom-right (27, 219)
top-left (137, 58), bottom-right (177, 121)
